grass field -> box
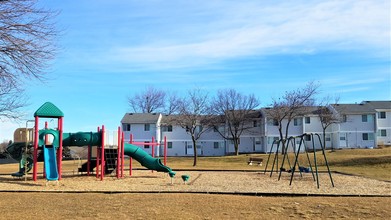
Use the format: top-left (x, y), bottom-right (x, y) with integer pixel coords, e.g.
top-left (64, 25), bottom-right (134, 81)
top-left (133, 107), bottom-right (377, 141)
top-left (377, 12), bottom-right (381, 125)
top-left (146, 146), bottom-right (391, 181)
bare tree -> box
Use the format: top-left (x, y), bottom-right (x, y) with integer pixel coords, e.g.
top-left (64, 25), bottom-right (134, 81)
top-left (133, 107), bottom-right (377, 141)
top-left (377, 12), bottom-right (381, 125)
top-left (0, 81), bottom-right (26, 119)
top-left (267, 82), bottom-right (319, 153)
top-left (170, 88), bottom-right (211, 166)
top-left (128, 86), bottom-right (166, 113)
top-left (210, 89), bottom-right (260, 155)
top-left (316, 96), bottom-right (341, 151)
top-left (164, 91), bottom-right (181, 115)
top-left (0, 0), bottom-right (58, 119)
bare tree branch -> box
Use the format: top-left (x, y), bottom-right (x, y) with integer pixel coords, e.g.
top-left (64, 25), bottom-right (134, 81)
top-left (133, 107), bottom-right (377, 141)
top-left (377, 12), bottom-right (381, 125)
top-left (0, 0), bottom-right (58, 120)
top-left (316, 95), bottom-right (341, 150)
top-left (0, 81), bottom-right (26, 119)
top-left (165, 91), bottom-right (181, 115)
top-left (267, 81), bottom-right (320, 153)
top-left (169, 88), bottom-right (211, 166)
top-left (127, 86), bottom-right (166, 113)
top-left (210, 89), bottom-right (260, 155)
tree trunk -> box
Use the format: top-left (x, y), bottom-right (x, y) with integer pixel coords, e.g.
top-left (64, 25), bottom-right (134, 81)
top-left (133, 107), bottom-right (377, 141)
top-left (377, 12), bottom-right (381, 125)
top-left (234, 138), bottom-right (240, 156)
top-left (278, 128), bottom-right (285, 154)
top-left (283, 121), bottom-right (291, 154)
top-left (192, 138), bottom-right (197, 166)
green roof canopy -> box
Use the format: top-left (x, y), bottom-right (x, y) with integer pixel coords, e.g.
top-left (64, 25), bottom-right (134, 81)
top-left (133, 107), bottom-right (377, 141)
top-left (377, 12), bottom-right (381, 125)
top-left (34, 102), bottom-right (64, 118)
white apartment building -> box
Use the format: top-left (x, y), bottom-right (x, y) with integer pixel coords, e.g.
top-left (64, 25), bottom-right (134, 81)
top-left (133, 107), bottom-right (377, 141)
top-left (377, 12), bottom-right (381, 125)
top-left (121, 100), bottom-right (391, 156)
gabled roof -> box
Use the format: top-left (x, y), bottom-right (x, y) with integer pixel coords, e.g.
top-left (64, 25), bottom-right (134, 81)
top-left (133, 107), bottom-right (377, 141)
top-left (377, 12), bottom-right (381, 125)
top-left (121, 113), bottom-right (161, 124)
top-left (225, 109), bottom-right (262, 119)
top-left (34, 102), bottom-right (64, 118)
top-left (260, 106), bottom-right (319, 117)
top-left (160, 114), bottom-right (178, 124)
top-left (362, 101), bottom-right (391, 110)
top-left (160, 114), bottom-right (225, 125)
top-left (331, 103), bottom-right (376, 114)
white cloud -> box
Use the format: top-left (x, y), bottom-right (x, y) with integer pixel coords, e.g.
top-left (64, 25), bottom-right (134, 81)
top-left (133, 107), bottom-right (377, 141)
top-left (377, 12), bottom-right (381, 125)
top-left (106, 0), bottom-right (389, 69)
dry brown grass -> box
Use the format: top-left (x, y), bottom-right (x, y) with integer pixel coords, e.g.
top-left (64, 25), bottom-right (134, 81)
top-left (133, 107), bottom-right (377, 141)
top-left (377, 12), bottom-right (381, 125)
top-left (0, 193), bottom-right (389, 220)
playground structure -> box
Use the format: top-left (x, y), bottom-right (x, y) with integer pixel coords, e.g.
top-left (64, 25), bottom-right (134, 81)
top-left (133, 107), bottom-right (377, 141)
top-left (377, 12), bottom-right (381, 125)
top-left (6, 102), bottom-right (176, 182)
top-left (263, 133), bottom-right (334, 188)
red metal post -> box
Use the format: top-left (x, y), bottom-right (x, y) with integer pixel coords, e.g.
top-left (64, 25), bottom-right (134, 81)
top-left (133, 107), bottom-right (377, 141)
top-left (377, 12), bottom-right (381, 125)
top-left (96, 127), bottom-right (100, 179)
top-left (151, 136), bottom-right (155, 173)
top-left (33, 116), bottom-right (39, 181)
top-left (129, 133), bottom-right (133, 176)
top-left (116, 126), bottom-right (121, 178)
top-left (121, 131), bottom-right (125, 178)
top-left (44, 121), bottom-right (48, 143)
top-left (101, 125), bottom-right (105, 181)
top-left (152, 136), bottom-right (155, 158)
top-left (58, 117), bottom-right (63, 180)
top-left (164, 136), bottom-right (167, 166)
top-left (43, 121), bottom-right (48, 178)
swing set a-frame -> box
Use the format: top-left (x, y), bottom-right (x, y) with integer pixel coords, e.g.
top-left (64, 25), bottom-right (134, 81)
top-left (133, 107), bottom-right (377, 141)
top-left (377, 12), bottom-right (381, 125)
top-left (263, 133), bottom-right (334, 188)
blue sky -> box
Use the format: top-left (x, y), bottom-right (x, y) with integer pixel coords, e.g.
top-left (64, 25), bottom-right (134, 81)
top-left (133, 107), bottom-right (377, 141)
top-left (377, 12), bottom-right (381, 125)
top-left (1, 0), bottom-right (390, 141)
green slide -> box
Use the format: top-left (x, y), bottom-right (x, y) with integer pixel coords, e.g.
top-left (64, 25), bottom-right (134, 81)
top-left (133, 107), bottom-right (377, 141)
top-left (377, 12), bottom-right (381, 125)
top-left (6, 142), bottom-right (34, 177)
top-left (124, 143), bottom-right (175, 176)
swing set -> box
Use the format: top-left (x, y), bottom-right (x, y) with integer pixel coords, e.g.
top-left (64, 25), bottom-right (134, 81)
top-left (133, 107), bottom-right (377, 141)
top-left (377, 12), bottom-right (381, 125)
top-left (263, 133), bottom-right (334, 188)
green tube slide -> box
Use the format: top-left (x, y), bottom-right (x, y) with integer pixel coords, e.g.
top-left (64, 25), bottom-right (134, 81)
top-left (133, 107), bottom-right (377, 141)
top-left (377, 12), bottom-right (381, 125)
top-left (124, 143), bottom-right (175, 176)
top-left (6, 142), bottom-right (34, 177)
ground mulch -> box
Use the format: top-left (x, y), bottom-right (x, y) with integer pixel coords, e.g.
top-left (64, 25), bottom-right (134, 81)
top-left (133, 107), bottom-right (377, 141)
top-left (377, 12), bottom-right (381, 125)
top-left (0, 163), bottom-right (390, 219)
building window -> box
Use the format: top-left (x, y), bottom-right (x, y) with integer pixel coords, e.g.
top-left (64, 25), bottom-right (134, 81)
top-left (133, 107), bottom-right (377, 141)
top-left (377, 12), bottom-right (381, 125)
top-left (305, 135), bottom-right (311, 141)
top-left (342, 115), bottom-right (347, 122)
top-left (294, 118), bottom-right (302, 126)
top-left (255, 138), bottom-right (261, 145)
top-left (305, 117), bottom-right (311, 124)
top-left (123, 124), bottom-right (131, 131)
top-left (268, 119), bottom-right (278, 126)
top-left (167, 142), bottom-right (173, 149)
top-left (362, 115), bottom-right (368, 122)
top-left (378, 112), bottom-right (386, 119)
top-left (214, 142), bottom-right (219, 149)
top-left (162, 125), bottom-right (172, 132)
top-left (362, 133), bottom-right (374, 141)
top-left (267, 137), bottom-right (279, 144)
top-left (253, 120), bottom-right (258, 127)
top-left (144, 124), bottom-right (150, 131)
top-left (378, 129), bottom-right (387, 137)
top-left (325, 134), bottom-right (331, 141)
top-left (144, 141), bottom-right (150, 149)
top-left (340, 134), bottom-right (346, 141)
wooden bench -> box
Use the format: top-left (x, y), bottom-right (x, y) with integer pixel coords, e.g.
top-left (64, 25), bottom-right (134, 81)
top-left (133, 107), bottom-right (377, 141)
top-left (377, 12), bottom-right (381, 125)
top-left (247, 157), bottom-right (263, 166)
